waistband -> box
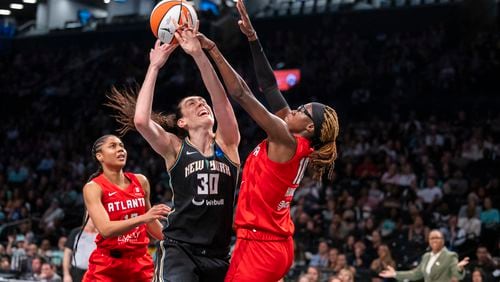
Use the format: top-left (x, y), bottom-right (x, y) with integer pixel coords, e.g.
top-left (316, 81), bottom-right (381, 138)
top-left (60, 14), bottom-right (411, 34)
top-left (163, 237), bottom-right (229, 259)
top-left (97, 247), bottom-right (148, 259)
top-left (236, 228), bottom-right (291, 241)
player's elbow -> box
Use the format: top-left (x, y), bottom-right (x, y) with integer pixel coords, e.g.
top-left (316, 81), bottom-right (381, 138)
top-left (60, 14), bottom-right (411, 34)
top-left (99, 228), bottom-right (117, 239)
top-left (134, 116), bottom-right (149, 131)
top-left (228, 87), bottom-right (250, 102)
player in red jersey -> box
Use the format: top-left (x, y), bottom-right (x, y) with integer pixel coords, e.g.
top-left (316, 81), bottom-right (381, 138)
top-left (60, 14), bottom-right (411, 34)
top-left (193, 1), bottom-right (340, 280)
top-left (82, 135), bottom-right (171, 282)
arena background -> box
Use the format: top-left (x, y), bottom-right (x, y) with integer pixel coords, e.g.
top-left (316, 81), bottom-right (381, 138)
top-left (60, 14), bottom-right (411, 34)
top-left (0, 0), bottom-right (499, 281)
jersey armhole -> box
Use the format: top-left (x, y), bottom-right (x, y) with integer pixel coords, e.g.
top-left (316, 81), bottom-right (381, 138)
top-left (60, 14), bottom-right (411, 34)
top-left (167, 141), bottom-right (185, 173)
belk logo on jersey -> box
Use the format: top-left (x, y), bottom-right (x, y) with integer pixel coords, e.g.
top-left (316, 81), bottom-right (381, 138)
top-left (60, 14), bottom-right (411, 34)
top-left (117, 228), bottom-right (141, 244)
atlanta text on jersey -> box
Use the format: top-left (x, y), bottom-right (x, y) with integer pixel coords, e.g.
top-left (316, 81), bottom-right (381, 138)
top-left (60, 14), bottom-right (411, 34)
top-left (107, 198), bottom-right (146, 212)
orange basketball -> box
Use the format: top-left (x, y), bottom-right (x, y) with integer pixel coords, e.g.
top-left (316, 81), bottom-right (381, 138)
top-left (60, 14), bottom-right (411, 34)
top-left (150, 0), bottom-right (198, 44)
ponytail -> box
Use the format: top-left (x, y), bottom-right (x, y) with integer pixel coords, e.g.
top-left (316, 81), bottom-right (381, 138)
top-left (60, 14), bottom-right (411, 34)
top-left (104, 86), bottom-right (185, 137)
top-left (309, 106), bottom-right (339, 181)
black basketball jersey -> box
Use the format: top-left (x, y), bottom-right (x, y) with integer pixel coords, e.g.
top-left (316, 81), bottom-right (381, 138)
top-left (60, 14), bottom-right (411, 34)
top-left (164, 138), bottom-right (239, 250)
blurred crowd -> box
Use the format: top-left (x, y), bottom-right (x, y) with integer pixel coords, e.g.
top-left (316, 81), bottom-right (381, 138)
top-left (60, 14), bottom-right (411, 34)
top-left (0, 11), bottom-right (499, 282)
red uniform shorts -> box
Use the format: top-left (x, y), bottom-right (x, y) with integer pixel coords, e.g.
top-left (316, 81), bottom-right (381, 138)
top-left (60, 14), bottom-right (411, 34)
top-left (83, 248), bottom-right (153, 282)
top-left (225, 229), bottom-right (294, 282)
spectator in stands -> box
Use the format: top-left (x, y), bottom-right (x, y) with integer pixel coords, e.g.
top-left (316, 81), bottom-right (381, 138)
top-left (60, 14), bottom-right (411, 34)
top-left (468, 246), bottom-right (497, 279)
top-left (381, 163), bottom-right (399, 185)
top-left (309, 240), bottom-right (330, 267)
top-left (47, 236), bottom-right (66, 271)
top-left (458, 205), bottom-right (482, 255)
top-left (458, 195), bottom-right (481, 219)
top-left (370, 244), bottom-right (395, 282)
top-left (417, 177), bottom-right (442, 205)
top-left (350, 240), bottom-right (369, 270)
top-left (39, 262), bottom-right (62, 282)
top-left (0, 255), bottom-right (11, 272)
top-left (7, 234), bottom-right (27, 272)
top-left (337, 268), bottom-right (354, 282)
top-left (440, 215), bottom-right (466, 252)
top-left (471, 268), bottom-right (485, 282)
top-left (306, 266), bottom-right (321, 282)
top-left (20, 255), bottom-right (43, 280)
top-left (39, 199), bottom-right (65, 235)
top-left (407, 215), bottom-right (430, 253)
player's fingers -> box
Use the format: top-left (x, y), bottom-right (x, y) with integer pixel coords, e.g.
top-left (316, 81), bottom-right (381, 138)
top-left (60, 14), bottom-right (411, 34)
top-left (181, 13), bottom-right (189, 28)
top-left (170, 17), bottom-right (180, 30)
top-left (155, 39), bottom-right (161, 49)
top-left (236, 0), bottom-right (243, 14)
top-left (174, 32), bottom-right (183, 43)
top-left (239, 0), bottom-right (249, 17)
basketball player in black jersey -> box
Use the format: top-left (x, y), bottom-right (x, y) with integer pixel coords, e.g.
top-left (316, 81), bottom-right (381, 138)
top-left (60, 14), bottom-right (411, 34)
top-left (106, 25), bottom-right (240, 282)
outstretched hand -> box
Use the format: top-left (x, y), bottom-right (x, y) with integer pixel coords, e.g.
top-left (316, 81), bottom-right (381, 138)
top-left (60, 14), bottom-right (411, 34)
top-left (457, 257), bottom-right (470, 270)
top-left (144, 204), bottom-right (171, 222)
top-left (379, 265), bottom-right (397, 278)
top-left (236, 0), bottom-right (256, 40)
top-left (173, 15), bottom-right (203, 56)
top-left (149, 39), bottom-right (178, 69)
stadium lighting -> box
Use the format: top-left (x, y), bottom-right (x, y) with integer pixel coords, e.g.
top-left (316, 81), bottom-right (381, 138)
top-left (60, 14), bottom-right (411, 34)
top-left (10, 3), bottom-right (24, 10)
top-left (0, 9), bottom-right (11, 15)
top-left (104, 0), bottom-right (110, 4)
top-left (23, 0), bottom-right (37, 4)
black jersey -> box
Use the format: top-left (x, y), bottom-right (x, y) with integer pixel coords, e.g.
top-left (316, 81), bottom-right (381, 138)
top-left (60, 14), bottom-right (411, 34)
top-left (164, 138), bottom-right (239, 250)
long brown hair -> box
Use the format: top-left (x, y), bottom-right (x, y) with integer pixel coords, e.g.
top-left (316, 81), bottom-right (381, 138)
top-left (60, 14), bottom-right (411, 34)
top-left (104, 86), bottom-right (186, 137)
top-left (309, 106), bottom-right (340, 180)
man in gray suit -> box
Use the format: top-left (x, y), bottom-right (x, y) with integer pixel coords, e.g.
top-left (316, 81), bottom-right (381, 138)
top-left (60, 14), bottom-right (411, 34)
top-left (379, 230), bottom-right (469, 281)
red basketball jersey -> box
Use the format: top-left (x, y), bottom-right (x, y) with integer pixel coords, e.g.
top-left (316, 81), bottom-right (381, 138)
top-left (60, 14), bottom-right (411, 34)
top-left (234, 135), bottom-right (313, 237)
top-left (92, 173), bottom-right (149, 251)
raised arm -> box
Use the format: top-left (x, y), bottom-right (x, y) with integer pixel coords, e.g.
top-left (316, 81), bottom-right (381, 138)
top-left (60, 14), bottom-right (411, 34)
top-left (134, 40), bottom-right (181, 168)
top-left (136, 174), bottom-right (165, 240)
top-left (83, 182), bottom-right (170, 238)
top-left (174, 23), bottom-right (240, 163)
top-left (236, 0), bottom-right (290, 119)
top-left (201, 35), bottom-right (297, 162)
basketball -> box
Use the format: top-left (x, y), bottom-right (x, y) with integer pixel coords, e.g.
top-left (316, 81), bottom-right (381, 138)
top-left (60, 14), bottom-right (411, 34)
top-left (150, 0), bottom-right (198, 44)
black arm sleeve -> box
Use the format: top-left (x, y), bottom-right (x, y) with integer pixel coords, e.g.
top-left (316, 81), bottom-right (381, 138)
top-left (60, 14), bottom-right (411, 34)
top-left (249, 39), bottom-right (289, 112)
top-left (65, 228), bottom-right (80, 250)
